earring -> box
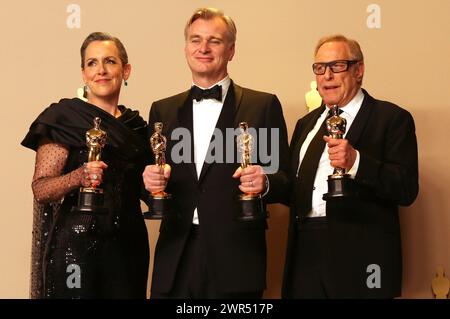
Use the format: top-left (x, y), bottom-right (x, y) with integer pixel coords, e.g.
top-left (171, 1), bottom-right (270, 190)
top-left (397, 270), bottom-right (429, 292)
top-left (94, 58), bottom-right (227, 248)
top-left (83, 85), bottom-right (88, 98)
top-left (124, 80), bottom-right (128, 86)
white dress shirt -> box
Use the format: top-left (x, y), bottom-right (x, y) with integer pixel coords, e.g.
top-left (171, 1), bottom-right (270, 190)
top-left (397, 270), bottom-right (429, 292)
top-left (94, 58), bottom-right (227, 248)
top-left (192, 76), bottom-right (231, 224)
top-left (297, 89), bottom-right (364, 217)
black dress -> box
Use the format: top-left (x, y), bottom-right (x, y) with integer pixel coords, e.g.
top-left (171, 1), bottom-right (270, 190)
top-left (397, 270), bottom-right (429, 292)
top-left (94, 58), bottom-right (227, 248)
top-left (22, 98), bottom-right (150, 298)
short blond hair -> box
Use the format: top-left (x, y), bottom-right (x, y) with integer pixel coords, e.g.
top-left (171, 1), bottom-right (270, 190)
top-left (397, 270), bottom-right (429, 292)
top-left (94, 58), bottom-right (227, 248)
top-left (184, 7), bottom-right (237, 43)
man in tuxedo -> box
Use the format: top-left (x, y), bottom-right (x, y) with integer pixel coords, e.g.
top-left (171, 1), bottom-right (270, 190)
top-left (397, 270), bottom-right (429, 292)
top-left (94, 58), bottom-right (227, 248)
top-left (143, 8), bottom-right (289, 298)
top-left (283, 34), bottom-right (419, 298)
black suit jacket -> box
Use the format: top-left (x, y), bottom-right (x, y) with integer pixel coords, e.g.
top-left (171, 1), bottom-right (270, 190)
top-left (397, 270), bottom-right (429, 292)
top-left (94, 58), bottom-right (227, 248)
top-left (149, 81), bottom-right (289, 294)
top-left (283, 89), bottom-right (419, 298)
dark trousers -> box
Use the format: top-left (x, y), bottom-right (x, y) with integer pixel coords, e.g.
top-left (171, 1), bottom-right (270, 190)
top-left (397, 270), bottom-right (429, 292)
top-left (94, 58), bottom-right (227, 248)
top-left (285, 217), bottom-right (332, 299)
top-left (151, 225), bottom-right (263, 299)
top-left (286, 217), bottom-right (398, 299)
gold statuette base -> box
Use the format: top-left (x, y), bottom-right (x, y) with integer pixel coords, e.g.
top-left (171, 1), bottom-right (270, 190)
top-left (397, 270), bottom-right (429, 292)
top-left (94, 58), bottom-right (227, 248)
top-left (322, 174), bottom-right (355, 200)
top-left (72, 187), bottom-right (107, 214)
top-left (143, 192), bottom-right (173, 220)
top-left (235, 193), bottom-right (267, 222)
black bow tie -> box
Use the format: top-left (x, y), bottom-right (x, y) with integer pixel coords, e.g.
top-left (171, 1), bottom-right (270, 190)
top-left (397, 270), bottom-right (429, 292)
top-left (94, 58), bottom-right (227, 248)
top-left (191, 85), bottom-right (222, 102)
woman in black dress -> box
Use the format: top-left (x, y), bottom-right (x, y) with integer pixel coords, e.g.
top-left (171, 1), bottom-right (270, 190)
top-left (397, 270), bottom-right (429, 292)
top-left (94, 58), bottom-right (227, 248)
top-left (22, 32), bottom-right (150, 298)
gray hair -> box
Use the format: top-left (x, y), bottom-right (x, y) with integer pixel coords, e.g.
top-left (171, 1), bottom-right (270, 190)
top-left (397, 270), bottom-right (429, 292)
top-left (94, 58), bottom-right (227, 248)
top-left (184, 8), bottom-right (237, 43)
top-left (80, 32), bottom-right (128, 69)
top-left (314, 34), bottom-right (364, 61)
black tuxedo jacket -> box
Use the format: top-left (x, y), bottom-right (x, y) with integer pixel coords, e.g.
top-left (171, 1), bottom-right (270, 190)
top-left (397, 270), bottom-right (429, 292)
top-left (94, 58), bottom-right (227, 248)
top-left (148, 81), bottom-right (289, 294)
top-left (283, 89), bottom-right (419, 298)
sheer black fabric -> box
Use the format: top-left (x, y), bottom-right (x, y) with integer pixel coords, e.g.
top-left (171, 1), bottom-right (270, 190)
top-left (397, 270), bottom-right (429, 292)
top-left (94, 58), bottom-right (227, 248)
top-left (22, 98), bottom-right (151, 298)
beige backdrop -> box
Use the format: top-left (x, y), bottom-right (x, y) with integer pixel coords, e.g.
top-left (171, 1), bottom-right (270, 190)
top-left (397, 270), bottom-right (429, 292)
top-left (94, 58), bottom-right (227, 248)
top-left (1, 0), bottom-right (449, 298)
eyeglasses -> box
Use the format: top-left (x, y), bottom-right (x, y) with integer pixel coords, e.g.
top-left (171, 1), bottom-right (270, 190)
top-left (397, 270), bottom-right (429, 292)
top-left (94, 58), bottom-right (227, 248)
top-left (312, 60), bottom-right (359, 75)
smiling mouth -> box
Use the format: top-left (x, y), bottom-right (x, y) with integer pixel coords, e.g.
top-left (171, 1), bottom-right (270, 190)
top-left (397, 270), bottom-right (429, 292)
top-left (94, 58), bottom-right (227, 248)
top-left (324, 85), bottom-right (339, 91)
top-left (196, 57), bottom-right (213, 62)
top-left (95, 79), bottom-right (111, 83)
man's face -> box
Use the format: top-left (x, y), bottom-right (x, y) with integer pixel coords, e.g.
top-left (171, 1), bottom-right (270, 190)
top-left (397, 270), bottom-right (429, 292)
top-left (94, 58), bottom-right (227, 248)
top-left (185, 17), bottom-right (235, 83)
top-left (314, 41), bottom-right (364, 107)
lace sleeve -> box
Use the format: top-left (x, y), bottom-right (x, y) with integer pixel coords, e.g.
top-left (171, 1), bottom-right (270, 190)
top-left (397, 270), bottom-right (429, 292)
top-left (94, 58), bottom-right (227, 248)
top-left (32, 139), bottom-right (84, 203)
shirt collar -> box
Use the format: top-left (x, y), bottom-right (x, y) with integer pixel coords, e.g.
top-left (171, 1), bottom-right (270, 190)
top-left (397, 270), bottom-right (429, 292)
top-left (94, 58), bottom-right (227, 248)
top-left (324, 88), bottom-right (364, 119)
top-left (339, 89), bottom-right (364, 119)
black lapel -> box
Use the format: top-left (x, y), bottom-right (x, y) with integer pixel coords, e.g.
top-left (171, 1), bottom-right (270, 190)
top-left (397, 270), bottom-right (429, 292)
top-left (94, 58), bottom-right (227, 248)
top-left (291, 105), bottom-right (325, 176)
top-left (345, 89), bottom-right (373, 147)
top-left (176, 91), bottom-right (198, 181)
top-left (198, 81), bottom-right (238, 184)
top-left (231, 82), bottom-right (243, 127)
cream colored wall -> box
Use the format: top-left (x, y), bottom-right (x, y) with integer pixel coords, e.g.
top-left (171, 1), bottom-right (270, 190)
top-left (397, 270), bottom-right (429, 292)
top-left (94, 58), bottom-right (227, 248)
top-left (1, 0), bottom-right (449, 298)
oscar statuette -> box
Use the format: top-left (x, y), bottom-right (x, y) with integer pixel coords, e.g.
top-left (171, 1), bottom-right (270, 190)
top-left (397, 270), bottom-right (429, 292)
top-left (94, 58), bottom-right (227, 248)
top-left (143, 122), bottom-right (172, 219)
top-left (323, 105), bottom-right (354, 200)
top-left (235, 122), bottom-right (266, 222)
top-left (73, 117), bottom-right (107, 214)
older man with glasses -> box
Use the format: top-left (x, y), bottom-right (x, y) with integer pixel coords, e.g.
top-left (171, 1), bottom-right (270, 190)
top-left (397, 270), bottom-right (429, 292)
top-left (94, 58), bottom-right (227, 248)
top-left (281, 34), bottom-right (419, 298)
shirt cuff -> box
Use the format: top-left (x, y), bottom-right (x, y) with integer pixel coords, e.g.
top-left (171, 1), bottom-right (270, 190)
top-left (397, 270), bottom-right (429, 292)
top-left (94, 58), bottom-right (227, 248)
top-left (261, 174), bottom-right (270, 197)
top-left (347, 150), bottom-right (360, 179)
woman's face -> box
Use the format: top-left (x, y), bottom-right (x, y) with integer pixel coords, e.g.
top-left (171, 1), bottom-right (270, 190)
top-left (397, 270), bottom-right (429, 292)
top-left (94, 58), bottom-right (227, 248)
top-left (82, 40), bottom-right (130, 102)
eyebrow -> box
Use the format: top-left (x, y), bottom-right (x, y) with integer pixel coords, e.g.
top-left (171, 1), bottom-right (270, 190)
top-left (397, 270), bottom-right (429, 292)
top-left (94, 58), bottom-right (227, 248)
top-left (314, 59), bottom-right (351, 64)
top-left (86, 56), bottom-right (117, 62)
top-left (189, 34), bottom-right (223, 41)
